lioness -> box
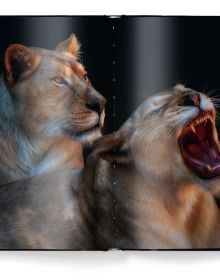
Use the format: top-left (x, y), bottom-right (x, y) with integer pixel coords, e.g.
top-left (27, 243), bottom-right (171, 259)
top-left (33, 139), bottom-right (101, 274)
top-left (0, 85), bottom-right (219, 249)
top-left (95, 84), bottom-right (220, 249)
top-left (0, 34), bottom-right (106, 184)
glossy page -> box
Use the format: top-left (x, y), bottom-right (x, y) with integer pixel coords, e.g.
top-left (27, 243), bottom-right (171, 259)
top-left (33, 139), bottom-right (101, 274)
top-left (0, 16), bottom-right (220, 250)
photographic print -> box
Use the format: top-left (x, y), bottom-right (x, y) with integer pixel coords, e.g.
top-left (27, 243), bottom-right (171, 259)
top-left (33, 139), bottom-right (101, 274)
top-left (0, 16), bottom-right (220, 249)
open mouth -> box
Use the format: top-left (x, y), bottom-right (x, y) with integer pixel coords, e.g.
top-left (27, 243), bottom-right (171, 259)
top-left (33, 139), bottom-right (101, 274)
top-left (178, 110), bottom-right (220, 179)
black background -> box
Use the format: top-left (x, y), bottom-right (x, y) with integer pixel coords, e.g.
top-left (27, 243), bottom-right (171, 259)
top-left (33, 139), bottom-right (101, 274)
top-left (115, 16), bottom-right (220, 131)
top-left (1, 16), bottom-right (220, 133)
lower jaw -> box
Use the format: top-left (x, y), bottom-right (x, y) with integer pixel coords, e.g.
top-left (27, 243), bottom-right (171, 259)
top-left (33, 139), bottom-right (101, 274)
top-left (183, 157), bottom-right (220, 179)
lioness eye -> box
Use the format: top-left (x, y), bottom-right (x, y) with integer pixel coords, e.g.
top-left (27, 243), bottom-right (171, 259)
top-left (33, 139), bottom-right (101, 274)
top-left (53, 77), bottom-right (66, 86)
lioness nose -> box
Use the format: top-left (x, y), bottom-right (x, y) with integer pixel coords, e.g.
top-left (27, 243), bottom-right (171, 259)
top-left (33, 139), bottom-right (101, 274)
top-left (179, 92), bottom-right (200, 108)
top-left (86, 97), bottom-right (106, 115)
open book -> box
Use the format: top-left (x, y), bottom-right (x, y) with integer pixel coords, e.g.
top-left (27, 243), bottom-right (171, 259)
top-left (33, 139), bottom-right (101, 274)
top-left (0, 16), bottom-right (220, 250)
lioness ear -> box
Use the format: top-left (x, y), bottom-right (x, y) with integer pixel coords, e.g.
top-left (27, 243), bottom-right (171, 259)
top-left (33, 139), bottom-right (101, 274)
top-left (94, 133), bottom-right (132, 164)
top-left (4, 44), bottom-right (41, 87)
top-left (55, 34), bottom-right (81, 58)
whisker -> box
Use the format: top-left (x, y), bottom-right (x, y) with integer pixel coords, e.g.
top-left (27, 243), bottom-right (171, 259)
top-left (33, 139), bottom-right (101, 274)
top-left (210, 97), bottom-right (220, 103)
top-left (206, 89), bottom-right (220, 97)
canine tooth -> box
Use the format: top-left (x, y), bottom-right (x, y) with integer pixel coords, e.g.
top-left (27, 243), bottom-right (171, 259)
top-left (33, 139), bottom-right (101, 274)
top-left (190, 124), bottom-right (196, 133)
top-left (206, 164), bottom-right (212, 173)
top-left (207, 112), bottom-right (213, 122)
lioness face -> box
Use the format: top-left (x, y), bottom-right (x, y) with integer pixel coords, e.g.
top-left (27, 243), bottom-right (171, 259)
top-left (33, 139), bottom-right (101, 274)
top-left (3, 35), bottom-right (106, 144)
top-left (129, 85), bottom-right (219, 182)
top-left (96, 85), bottom-right (219, 184)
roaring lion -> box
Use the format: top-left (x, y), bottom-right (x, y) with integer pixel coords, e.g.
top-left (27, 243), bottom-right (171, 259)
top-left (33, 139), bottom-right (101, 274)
top-left (95, 84), bottom-right (220, 249)
top-left (0, 85), bottom-right (219, 249)
top-left (0, 34), bottom-right (106, 185)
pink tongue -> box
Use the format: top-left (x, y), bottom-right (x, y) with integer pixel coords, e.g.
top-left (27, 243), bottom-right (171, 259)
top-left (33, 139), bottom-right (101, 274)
top-left (187, 144), bottom-right (217, 164)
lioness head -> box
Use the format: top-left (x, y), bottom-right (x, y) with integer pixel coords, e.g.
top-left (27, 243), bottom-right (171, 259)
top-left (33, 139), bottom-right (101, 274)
top-left (3, 34), bottom-right (106, 144)
top-left (95, 85), bottom-right (220, 185)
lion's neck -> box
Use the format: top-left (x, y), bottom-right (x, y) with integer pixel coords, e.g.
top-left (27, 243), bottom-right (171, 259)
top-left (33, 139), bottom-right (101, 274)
top-left (0, 76), bottom-right (83, 184)
top-left (113, 165), bottom-right (220, 249)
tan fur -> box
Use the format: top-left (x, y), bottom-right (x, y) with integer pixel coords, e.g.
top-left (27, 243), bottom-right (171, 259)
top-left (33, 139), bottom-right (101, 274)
top-left (0, 34), bottom-right (106, 185)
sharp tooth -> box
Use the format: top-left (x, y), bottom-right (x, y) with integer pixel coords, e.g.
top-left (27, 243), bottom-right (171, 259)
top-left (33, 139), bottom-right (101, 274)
top-left (206, 164), bottom-right (212, 173)
top-left (208, 112), bottom-right (213, 122)
top-left (190, 124), bottom-right (196, 133)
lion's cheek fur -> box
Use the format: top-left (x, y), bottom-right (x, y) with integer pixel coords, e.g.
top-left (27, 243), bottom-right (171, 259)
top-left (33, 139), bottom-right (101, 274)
top-left (130, 132), bottom-right (186, 183)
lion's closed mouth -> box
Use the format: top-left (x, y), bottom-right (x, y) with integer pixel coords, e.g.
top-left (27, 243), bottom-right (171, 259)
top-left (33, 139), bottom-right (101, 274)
top-left (84, 106), bottom-right (105, 133)
top-left (178, 110), bottom-right (220, 179)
